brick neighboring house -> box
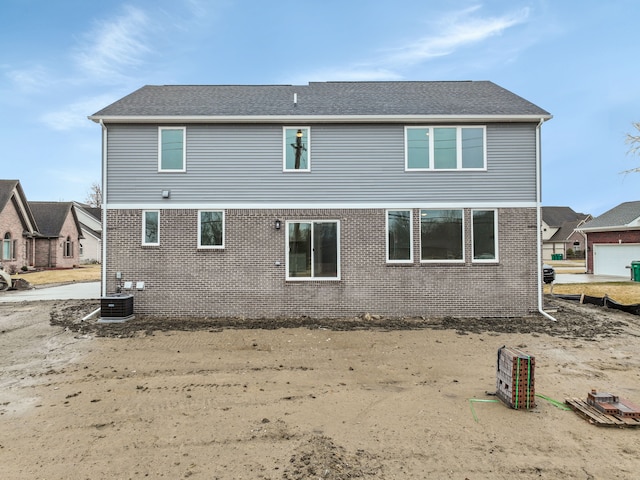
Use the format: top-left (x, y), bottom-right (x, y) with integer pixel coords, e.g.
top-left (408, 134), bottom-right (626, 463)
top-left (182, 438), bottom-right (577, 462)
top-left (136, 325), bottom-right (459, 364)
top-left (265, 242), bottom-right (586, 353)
top-left (0, 180), bottom-right (38, 272)
top-left (578, 201), bottom-right (640, 277)
top-left (541, 206), bottom-right (591, 260)
top-left (89, 81), bottom-right (552, 319)
top-left (29, 202), bottom-right (83, 268)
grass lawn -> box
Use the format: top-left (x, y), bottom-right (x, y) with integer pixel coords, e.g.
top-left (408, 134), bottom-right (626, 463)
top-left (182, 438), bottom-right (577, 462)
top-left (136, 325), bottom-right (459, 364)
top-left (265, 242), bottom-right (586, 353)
top-left (12, 264), bottom-right (101, 286)
top-left (544, 281), bottom-right (640, 305)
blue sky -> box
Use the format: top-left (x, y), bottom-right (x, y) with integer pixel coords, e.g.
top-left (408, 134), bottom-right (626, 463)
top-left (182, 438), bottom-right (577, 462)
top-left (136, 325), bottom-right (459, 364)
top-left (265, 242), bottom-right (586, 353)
top-left (1, 0), bottom-right (638, 216)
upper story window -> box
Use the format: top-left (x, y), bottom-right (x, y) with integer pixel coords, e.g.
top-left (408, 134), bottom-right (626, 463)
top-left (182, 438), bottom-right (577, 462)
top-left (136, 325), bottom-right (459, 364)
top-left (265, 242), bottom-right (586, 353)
top-left (159, 127), bottom-right (186, 172)
top-left (420, 209), bottom-right (464, 262)
top-left (283, 127), bottom-right (310, 171)
top-left (198, 210), bottom-right (224, 249)
top-left (405, 126), bottom-right (486, 171)
top-left (386, 210), bottom-right (413, 263)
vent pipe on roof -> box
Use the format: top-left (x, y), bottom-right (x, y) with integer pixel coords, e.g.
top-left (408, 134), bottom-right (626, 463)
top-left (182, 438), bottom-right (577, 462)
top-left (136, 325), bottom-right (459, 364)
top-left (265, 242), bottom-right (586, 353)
top-left (293, 93), bottom-right (298, 107)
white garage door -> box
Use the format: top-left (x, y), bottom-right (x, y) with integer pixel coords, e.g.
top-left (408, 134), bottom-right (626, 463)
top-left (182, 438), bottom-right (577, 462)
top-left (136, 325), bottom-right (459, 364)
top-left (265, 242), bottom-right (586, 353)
top-left (593, 244), bottom-right (640, 276)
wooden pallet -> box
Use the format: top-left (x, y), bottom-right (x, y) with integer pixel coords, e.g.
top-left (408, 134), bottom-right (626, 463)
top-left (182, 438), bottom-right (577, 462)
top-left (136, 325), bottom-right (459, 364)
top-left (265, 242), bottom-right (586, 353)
top-left (565, 398), bottom-right (640, 428)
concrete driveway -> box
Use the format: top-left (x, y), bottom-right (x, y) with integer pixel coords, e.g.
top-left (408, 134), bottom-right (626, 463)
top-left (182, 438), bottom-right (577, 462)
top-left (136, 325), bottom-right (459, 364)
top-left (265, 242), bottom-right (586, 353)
top-left (0, 282), bottom-right (100, 303)
top-left (555, 273), bottom-right (631, 284)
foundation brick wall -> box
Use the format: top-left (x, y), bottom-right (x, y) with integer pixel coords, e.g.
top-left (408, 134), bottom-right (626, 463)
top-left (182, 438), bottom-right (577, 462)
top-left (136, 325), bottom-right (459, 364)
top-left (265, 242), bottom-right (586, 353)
top-left (105, 207), bottom-right (539, 319)
top-left (585, 231), bottom-right (640, 273)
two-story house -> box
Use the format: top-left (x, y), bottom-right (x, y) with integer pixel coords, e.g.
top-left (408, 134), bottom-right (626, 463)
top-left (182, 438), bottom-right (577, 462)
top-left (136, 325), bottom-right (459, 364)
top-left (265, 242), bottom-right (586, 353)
top-left (89, 81), bottom-right (551, 319)
top-left (541, 206), bottom-right (591, 260)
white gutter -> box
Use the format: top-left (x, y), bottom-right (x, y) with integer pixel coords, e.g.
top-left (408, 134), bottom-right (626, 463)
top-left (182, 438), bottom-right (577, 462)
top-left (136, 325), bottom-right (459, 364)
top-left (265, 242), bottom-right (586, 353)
top-left (88, 113), bottom-right (553, 125)
top-left (99, 119), bottom-right (107, 297)
top-left (536, 117), bottom-right (557, 321)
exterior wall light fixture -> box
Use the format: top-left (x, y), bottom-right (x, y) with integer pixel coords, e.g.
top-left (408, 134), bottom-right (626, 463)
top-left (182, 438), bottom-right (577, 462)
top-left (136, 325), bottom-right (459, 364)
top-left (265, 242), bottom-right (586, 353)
top-left (275, 219), bottom-right (282, 230)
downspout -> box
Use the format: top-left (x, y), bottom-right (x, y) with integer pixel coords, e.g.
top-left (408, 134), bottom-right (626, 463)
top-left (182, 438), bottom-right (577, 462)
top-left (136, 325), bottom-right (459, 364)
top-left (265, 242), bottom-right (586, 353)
top-left (99, 119), bottom-right (108, 297)
top-left (536, 117), bottom-right (557, 321)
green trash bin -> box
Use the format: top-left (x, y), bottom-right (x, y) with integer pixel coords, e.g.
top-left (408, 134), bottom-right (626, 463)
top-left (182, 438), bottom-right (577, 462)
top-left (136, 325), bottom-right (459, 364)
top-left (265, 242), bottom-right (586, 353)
top-left (551, 253), bottom-right (563, 260)
top-left (631, 261), bottom-right (640, 282)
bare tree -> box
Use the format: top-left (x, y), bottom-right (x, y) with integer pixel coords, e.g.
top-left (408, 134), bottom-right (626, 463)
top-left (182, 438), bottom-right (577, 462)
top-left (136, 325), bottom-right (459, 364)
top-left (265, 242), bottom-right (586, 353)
top-left (85, 181), bottom-right (102, 207)
top-left (624, 122), bottom-right (640, 173)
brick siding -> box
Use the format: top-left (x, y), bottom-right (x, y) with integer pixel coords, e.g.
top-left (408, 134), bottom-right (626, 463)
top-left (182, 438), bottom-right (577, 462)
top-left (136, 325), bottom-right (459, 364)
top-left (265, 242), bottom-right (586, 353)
top-left (33, 211), bottom-right (81, 268)
top-left (0, 200), bottom-right (32, 271)
top-left (105, 207), bottom-right (539, 319)
top-left (585, 230), bottom-right (640, 273)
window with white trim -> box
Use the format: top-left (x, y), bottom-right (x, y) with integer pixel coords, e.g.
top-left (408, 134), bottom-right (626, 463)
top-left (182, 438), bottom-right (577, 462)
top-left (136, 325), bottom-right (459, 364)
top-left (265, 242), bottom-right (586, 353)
top-left (472, 209), bottom-right (498, 262)
top-left (405, 126), bottom-right (486, 170)
top-left (386, 210), bottom-right (412, 263)
top-left (158, 127), bottom-right (186, 172)
top-left (420, 209), bottom-right (463, 261)
top-left (2, 232), bottom-right (14, 260)
top-left (198, 210), bottom-right (224, 249)
top-left (283, 127), bottom-right (310, 171)
top-left (287, 220), bottom-right (339, 279)
top-left (142, 210), bottom-right (160, 246)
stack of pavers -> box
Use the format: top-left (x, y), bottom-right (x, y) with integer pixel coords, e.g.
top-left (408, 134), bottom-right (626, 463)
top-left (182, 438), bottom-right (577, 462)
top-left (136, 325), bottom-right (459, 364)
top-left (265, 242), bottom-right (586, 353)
top-left (496, 346), bottom-right (535, 409)
top-left (587, 390), bottom-right (640, 418)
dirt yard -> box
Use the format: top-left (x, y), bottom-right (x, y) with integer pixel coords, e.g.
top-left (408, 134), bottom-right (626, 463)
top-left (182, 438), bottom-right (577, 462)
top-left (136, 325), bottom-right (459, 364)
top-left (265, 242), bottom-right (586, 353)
top-left (2, 298), bottom-right (640, 479)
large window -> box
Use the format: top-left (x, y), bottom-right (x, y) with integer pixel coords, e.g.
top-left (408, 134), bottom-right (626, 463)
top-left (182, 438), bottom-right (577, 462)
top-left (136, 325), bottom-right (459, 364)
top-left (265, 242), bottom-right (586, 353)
top-left (420, 209), bottom-right (463, 262)
top-left (283, 127), bottom-right (310, 171)
top-left (387, 210), bottom-right (412, 263)
top-left (158, 127), bottom-right (186, 172)
top-left (142, 210), bottom-right (160, 246)
top-left (198, 210), bottom-right (224, 249)
top-left (405, 126), bottom-right (485, 170)
top-left (472, 209), bottom-right (498, 262)
top-left (287, 220), bottom-right (339, 279)
top-left (2, 232), bottom-right (14, 260)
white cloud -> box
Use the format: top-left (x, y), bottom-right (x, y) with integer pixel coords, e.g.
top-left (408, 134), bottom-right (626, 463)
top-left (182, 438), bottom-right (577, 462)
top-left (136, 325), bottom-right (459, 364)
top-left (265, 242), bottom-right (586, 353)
top-left (384, 6), bottom-right (530, 66)
top-left (40, 94), bottom-right (117, 131)
top-left (74, 6), bottom-right (152, 79)
top-left (5, 65), bottom-right (51, 92)
top-left (293, 6), bottom-right (531, 83)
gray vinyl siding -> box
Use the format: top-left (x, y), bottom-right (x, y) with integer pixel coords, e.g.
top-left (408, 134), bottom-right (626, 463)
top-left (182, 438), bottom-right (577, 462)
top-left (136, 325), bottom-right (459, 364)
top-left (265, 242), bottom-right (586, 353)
top-left (105, 123), bottom-right (538, 204)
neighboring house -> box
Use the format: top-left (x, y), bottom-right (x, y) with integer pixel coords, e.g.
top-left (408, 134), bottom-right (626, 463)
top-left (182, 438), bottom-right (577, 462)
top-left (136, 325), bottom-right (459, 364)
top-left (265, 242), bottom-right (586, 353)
top-left (0, 179), bottom-right (39, 272)
top-left (541, 206), bottom-right (591, 260)
top-left (89, 81), bottom-right (551, 319)
top-left (578, 201), bottom-right (640, 277)
top-left (29, 202), bottom-right (83, 268)
top-left (73, 202), bottom-right (102, 263)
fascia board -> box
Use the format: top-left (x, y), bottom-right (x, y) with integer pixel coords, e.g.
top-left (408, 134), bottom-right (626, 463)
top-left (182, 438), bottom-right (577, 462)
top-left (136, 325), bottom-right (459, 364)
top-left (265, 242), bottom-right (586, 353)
top-left (89, 114), bottom-right (552, 124)
top-left (578, 225), bottom-right (640, 233)
top-left (104, 201), bottom-right (538, 210)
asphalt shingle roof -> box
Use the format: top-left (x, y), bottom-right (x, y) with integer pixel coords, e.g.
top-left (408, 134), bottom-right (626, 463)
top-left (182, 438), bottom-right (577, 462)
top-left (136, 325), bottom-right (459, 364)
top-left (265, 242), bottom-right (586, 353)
top-left (29, 202), bottom-right (81, 238)
top-left (90, 81), bottom-right (551, 118)
top-left (542, 206), bottom-right (589, 227)
top-left (0, 179), bottom-right (19, 213)
top-left (581, 201), bottom-right (640, 230)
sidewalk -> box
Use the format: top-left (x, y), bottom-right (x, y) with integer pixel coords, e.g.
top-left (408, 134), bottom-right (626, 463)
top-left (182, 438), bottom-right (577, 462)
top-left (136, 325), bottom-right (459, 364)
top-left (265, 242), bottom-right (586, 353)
top-left (555, 274), bottom-right (630, 284)
top-left (0, 282), bottom-right (100, 302)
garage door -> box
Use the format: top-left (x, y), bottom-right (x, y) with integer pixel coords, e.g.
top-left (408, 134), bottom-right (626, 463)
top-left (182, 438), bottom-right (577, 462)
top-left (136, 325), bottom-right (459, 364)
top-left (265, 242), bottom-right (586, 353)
top-left (593, 244), bottom-right (640, 276)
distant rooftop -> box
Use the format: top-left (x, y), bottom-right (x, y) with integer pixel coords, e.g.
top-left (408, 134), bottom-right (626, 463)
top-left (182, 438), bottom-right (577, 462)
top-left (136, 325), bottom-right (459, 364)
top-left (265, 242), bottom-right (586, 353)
top-left (580, 201), bottom-right (640, 231)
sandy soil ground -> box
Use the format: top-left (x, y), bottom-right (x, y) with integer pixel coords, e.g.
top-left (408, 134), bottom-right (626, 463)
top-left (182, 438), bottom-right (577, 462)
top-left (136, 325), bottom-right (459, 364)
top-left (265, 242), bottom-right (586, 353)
top-left (2, 298), bottom-right (640, 479)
